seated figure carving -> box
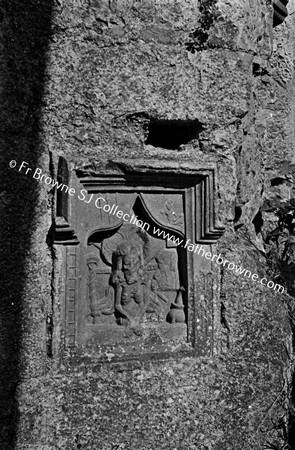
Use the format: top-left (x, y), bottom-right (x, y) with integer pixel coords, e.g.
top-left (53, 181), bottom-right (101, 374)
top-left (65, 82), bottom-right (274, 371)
top-left (87, 224), bottom-right (186, 330)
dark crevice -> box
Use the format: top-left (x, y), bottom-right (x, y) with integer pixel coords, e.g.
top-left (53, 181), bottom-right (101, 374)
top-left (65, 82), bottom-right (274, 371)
top-left (56, 157), bottom-right (69, 219)
top-left (145, 119), bottom-right (204, 150)
top-left (45, 224), bottom-right (55, 359)
top-left (234, 206), bottom-right (242, 223)
top-left (252, 62), bottom-right (269, 77)
top-left (234, 205), bottom-right (244, 231)
top-left (252, 210), bottom-right (263, 234)
top-left (271, 177), bottom-right (286, 186)
top-left (46, 151), bottom-right (56, 359)
top-left (220, 302), bottom-right (230, 332)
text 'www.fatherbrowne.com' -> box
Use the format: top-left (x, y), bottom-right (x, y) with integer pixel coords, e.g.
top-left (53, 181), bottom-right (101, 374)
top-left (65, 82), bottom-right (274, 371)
top-left (152, 228), bottom-right (284, 294)
top-left (11, 159), bottom-right (284, 295)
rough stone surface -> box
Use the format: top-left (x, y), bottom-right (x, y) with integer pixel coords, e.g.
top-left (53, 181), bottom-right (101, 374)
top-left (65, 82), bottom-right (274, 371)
top-left (1, 0), bottom-right (295, 449)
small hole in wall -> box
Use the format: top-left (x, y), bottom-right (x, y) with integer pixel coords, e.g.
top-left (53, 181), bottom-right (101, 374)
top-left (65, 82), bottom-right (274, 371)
top-left (271, 177), bottom-right (286, 186)
top-left (252, 63), bottom-right (268, 77)
top-left (145, 119), bottom-right (204, 150)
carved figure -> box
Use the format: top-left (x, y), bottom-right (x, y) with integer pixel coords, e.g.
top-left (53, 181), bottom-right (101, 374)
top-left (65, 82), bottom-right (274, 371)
top-left (87, 257), bottom-right (114, 323)
top-left (161, 199), bottom-right (184, 228)
top-left (86, 223), bottom-right (185, 329)
top-left (151, 252), bottom-right (176, 291)
top-left (110, 241), bottom-right (148, 328)
top-left (167, 287), bottom-right (186, 323)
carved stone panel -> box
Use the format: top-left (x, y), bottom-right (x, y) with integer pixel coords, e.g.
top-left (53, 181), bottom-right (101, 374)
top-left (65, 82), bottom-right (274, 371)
top-left (84, 222), bottom-right (186, 340)
top-left (54, 159), bottom-right (224, 360)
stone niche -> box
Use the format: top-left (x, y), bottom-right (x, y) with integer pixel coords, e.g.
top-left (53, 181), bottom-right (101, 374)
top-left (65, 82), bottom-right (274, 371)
top-left (54, 158), bottom-right (224, 362)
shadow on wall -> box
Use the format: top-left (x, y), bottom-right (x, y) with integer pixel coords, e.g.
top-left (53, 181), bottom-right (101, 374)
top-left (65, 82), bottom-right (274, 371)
top-left (0, 1), bottom-right (53, 447)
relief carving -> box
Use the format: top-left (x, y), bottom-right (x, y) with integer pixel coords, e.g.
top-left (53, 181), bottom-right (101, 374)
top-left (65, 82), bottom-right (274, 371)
top-left (111, 240), bottom-right (147, 329)
top-left (87, 256), bottom-right (114, 324)
top-left (86, 224), bottom-right (186, 331)
top-left (160, 199), bottom-right (184, 229)
top-left (167, 287), bottom-right (186, 324)
top-left (57, 161), bottom-right (225, 354)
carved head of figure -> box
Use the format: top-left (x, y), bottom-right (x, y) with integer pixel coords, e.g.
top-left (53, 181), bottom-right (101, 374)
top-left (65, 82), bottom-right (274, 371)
top-left (165, 199), bottom-right (173, 211)
top-left (113, 242), bottom-right (143, 285)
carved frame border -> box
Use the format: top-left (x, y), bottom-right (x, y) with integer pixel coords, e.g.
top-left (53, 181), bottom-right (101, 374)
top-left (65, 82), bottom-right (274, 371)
top-left (78, 161), bottom-right (224, 245)
top-left (55, 160), bottom-right (224, 358)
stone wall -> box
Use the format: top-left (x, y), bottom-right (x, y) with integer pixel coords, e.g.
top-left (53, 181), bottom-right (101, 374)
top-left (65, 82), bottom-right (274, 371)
top-left (0, 0), bottom-right (295, 449)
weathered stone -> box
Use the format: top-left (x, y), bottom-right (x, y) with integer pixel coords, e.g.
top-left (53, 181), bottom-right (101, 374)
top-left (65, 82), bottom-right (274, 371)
top-left (1, 0), bottom-right (295, 449)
